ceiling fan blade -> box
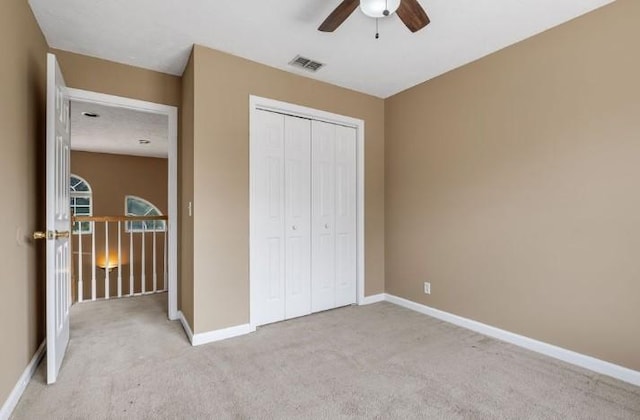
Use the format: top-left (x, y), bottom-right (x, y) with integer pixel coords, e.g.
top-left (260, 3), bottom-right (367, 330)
top-left (318, 0), bottom-right (360, 32)
top-left (397, 0), bottom-right (430, 33)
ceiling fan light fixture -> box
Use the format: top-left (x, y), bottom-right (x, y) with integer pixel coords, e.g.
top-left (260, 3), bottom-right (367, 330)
top-left (360, 0), bottom-right (401, 18)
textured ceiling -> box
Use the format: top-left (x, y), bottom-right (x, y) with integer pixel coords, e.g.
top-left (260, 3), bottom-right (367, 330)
top-left (30, 0), bottom-right (614, 98)
top-left (71, 101), bottom-right (168, 158)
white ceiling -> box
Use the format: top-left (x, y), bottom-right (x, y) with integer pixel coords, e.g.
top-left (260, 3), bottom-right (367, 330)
top-left (30, 0), bottom-right (614, 98)
top-left (71, 101), bottom-right (168, 158)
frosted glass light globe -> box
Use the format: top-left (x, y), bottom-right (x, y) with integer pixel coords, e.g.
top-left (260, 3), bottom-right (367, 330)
top-left (360, 0), bottom-right (401, 18)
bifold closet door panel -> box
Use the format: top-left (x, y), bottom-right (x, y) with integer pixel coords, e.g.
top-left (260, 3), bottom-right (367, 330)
top-left (253, 109), bottom-right (356, 325)
top-left (311, 120), bottom-right (337, 313)
top-left (334, 125), bottom-right (357, 307)
top-left (284, 116), bottom-right (312, 319)
top-left (252, 110), bottom-right (286, 326)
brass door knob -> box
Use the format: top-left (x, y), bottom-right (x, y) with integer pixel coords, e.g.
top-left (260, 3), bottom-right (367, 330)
top-left (33, 231), bottom-right (47, 240)
top-left (32, 231), bottom-right (70, 240)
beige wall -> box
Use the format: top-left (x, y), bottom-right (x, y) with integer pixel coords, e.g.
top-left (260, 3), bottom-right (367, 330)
top-left (385, 0), bottom-right (640, 371)
top-left (180, 52), bottom-right (195, 329)
top-left (53, 50), bottom-right (181, 107)
top-left (0, 0), bottom-right (48, 407)
top-left (71, 151), bottom-right (168, 215)
top-left (189, 45), bottom-right (385, 333)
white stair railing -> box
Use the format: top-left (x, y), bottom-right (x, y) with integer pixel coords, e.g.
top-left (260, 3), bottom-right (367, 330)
top-left (72, 215), bottom-right (168, 302)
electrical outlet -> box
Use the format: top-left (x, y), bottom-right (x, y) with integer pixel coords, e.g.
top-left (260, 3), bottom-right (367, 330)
top-left (424, 282), bottom-right (431, 295)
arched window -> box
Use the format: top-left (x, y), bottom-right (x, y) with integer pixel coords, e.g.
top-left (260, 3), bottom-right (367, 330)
top-left (70, 174), bottom-right (92, 234)
top-left (125, 195), bottom-right (166, 232)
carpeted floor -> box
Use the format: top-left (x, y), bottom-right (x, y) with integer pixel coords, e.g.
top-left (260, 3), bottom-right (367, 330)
top-left (11, 293), bottom-right (640, 419)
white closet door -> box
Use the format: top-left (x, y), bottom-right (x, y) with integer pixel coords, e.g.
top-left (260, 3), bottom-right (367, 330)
top-left (284, 116), bottom-right (312, 319)
top-left (252, 110), bottom-right (286, 326)
top-left (311, 121), bottom-right (337, 312)
top-left (253, 109), bottom-right (356, 325)
top-left (334, 125), bottom-right (357, 307)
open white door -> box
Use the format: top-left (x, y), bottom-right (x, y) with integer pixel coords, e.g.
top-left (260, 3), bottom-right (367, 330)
top-left (38, 53), bottom-right (72, 384)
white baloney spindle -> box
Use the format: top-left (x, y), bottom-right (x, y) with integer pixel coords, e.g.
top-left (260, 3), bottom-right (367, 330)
top-left (91, 221), bottom-right (96, 301)
top-left (129, 225), bottom-right (134, 296)
top-left (117, 221), bottom-right (122, 298)
top-left (78, 223), bottom-right (83, 303)
top-left (141, 223), bottom-right (146, 294)
top-left (152, 229), bottom-right (157, 293)
top-left (104, 221), bottom-right (110, 299)
top-left (163, 227), bottom-right (168, 291)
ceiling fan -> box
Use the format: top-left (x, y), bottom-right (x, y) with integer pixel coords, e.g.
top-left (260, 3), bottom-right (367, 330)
top-left (318, 0), bottom-right (430, 33)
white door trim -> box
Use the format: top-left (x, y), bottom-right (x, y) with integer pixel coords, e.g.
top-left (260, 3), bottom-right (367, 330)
top-left (66, 88), bottom-right (179, 321)
top-left (249, 95), bottom-right (366, 328)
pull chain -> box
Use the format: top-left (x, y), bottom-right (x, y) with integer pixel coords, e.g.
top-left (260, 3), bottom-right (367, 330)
top-left (376, 0), bottom-right (388, 39)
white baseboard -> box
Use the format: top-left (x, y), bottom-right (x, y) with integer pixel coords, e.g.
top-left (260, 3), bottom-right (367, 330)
top-left (177, 311), bottom-right (194, 344)
top-left (359, 293), bottom-right (386, 305)
top-left (192, 323), bottom-right (256, 346)
top-left (178, 311), bottom-right (257, 346)
top-left (384, 294), bottom-right (640, 387)
top-left (0, 341), bottom-right (45, 420)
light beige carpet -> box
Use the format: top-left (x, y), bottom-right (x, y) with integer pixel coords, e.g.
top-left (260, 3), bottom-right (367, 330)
top-left (11, 293), bottom-right (640, 419)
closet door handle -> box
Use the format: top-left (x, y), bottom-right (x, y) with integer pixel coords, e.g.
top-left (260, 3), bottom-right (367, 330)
top-left (324, 224), bottom-right (329, 230)
top-left (291, 225), bottom-right (297, 231)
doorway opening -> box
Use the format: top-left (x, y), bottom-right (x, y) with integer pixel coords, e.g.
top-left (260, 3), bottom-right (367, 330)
top-left (66, 89), bottom-right (178, 320)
